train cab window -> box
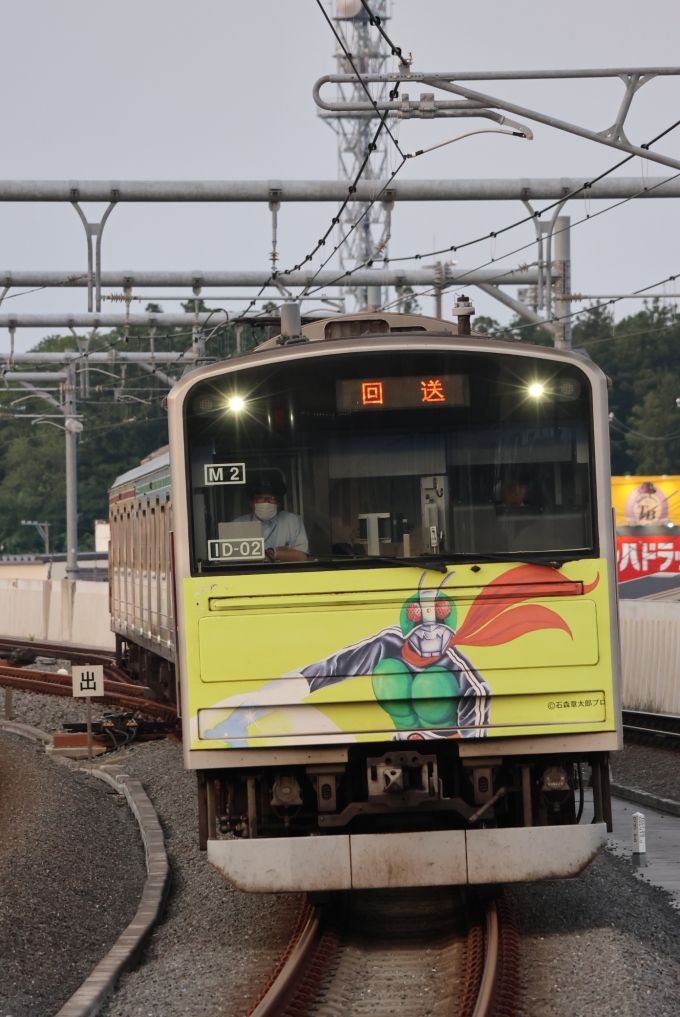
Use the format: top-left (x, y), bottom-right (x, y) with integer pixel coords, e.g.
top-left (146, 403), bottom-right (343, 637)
top-left (185, 349), bottom-right (597, 572)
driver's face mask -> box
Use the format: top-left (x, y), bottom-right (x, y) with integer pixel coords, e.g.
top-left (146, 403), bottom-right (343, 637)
top-left (253, 501), bottom-right (278, 522)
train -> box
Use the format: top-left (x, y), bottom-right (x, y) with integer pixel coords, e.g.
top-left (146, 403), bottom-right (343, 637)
top-left (110, 307), bottom-right (620, 892)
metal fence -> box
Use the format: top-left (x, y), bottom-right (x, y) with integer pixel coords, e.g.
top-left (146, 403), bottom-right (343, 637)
top-left (619, 601), bottom-right (680, 715)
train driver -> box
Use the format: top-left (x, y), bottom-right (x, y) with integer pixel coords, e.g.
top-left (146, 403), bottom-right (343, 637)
top-left (235, 473), bottom-right (309, 562)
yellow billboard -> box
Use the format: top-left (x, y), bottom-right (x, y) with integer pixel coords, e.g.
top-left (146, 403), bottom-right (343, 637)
top-left (612, 476), bottom-right (680, 529)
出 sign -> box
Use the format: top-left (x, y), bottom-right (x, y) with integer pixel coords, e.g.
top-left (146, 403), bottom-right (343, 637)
top-left (72, 665), bottom-right (104, 698)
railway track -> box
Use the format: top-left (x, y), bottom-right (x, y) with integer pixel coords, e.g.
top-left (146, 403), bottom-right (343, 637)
top-left (623, 708), bottom-right (680, 749)
top-left (247, 888), bottom-right (519, 1017)
top-left (0, 634), bottom-right (177, 723)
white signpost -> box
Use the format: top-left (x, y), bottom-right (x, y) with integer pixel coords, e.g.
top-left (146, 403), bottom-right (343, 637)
top-left (72, 664), bottom-right (104, 762)
top-left (632, 811), bottom-right (646, 867)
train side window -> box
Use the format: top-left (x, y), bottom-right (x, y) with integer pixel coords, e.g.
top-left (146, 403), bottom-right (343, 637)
top-left (160, 503), bottom-right (166, 577)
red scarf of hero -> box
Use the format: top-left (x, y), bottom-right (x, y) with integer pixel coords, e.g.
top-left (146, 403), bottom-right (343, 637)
top-left (402, 564), bottom-right (599, 665)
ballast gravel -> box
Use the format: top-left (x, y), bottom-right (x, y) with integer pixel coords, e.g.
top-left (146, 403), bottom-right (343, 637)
top-left (4, 687), bottom-right (109, 732)
top-left (101, 738), bottom-right (300, 1017)
top-left (0, 727), bottom-right (146, 1017)
top-left (510, 735), bottom-right (680, 1017)
top-left (509, 848), bottom-right (680, 1017)
top-left (7, 690), bottom-right (680, 1017)
top-left (610, 740), bottom-right (680, 803)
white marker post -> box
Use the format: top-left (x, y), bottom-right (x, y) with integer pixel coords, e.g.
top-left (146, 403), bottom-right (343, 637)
top-left (632, 811), bottom-right (646, 867)
top-left (72, 665), bottom-right (104, 762)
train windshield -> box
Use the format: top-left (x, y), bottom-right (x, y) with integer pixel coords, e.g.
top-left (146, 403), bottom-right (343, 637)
top-left (185, 348), bottom-right (596, 572)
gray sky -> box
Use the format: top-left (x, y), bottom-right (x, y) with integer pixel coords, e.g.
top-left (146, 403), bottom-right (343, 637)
top-left (2, 0), bottom-right (680, 350)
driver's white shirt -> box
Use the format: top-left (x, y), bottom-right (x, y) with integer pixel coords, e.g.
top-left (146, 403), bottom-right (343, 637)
top-left (233, 510), bottom-right (309, 552)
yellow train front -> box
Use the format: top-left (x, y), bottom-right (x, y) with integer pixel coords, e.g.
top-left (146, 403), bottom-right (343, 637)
top-left (167, 311), bottom-right (621, 892)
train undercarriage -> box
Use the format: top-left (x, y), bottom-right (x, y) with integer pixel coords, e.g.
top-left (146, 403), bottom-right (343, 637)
top-left (196, 743), bottom-right (613, 891)
top-left (114, 634), bottom-right (177, 705)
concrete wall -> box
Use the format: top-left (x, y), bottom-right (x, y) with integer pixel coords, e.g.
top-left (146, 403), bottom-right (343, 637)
top-left (0, 577), bottom-right (114, 650)
top-left (0, 561), bottom-right (109, 582)
top-left (619, 600), bottom-right (680, 715)
top-left (0, 563), bottom-right (49, 580)
top-left (0, 578), bottom-right (678, 715)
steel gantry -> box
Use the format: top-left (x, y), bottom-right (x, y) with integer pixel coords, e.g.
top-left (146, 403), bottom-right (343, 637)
top-left (0, 174), bottom-right (678, 340)
top-left (0, 178), bottom-right (677, 201)
top-left (313, 66), bottom-right (680, 172)
top-left (318, 0), bottom-right (395, 311)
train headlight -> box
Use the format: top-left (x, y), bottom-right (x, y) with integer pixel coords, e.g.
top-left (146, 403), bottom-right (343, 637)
top-left (528, 383), bottom-right (545, 398)
top-left (228, 396), bottom-right (245, 412)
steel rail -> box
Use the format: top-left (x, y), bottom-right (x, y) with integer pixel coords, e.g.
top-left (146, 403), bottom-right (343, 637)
top-left (0, 634), bottom-right (133, 683)
top-left (0, 635), bottom-right (177, 721)
top-left (248, 901), bottom-right (323, 1017)
top-left (0, 178), bottom-right (677, 202)
top-left (623, 723), bottom-right (680, 740)
top-left (0, 665), bottom-right (177, 721)
top-left (622, 708), bottom-right (680, 746)
top-left (473, 901), bottom-right (500, 1017)
top-left (244, 893), bottom-right (514, 1017)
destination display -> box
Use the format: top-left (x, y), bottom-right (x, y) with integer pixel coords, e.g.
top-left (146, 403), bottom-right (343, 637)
top-left (336, 374), bottom-right (470, 411)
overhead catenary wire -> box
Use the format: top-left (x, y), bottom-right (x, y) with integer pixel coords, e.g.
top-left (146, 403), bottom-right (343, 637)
top-left (303, 163), bottom-right (680, 307)
top-left (370, 164), bottom-right (680, 321)
top-left (609, 413), bottom-right (680, 442)
top-left (230, 2), bottom-right (421, 317)
top-left (315, 0), bottom-right (405, 157)
top-left (580, 316), bottom-right (679, 348)
top-left (358, 0), bottom-right (406, 61)
top-left (220, 1), bottom-right (410, 327)
top-left (303, 115), bottom-right (680, 299)
top-left (483, 269), bottom-right (680, 339)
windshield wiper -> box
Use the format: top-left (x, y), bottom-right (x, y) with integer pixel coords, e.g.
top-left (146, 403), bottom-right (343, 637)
top-left (442, 552), bottom-right (572, 570)
top-left (311, 553), bottom-right (448, 574)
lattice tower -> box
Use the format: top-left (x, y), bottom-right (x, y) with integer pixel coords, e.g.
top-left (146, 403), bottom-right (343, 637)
top-left (320, 0), bottom-right (394, 310)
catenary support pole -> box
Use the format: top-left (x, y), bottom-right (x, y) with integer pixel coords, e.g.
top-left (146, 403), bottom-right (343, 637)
top-left (552, 216), bottom-right (572, 349)
top-left (64, 362), bottom-right (79, 579)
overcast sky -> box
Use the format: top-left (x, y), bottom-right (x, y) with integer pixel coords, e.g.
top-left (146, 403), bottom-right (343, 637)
top-left (2, 0), bottom-right (680, 350)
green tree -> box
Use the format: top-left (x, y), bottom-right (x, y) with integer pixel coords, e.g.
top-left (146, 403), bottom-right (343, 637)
top-left (575, 302), bottom-right (680, 474)
top-left (624, 374), bottom-right (680, 473)
top-left (3, 300), bottom-right (680, 555)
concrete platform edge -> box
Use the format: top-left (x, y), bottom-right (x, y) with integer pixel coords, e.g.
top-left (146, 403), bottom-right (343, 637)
top-left (0, 717), bottom-right (53, 744)
top-left (611, 781), bottom-right (680, 818)
top-left (0, 721), bottom-right (170, 1017)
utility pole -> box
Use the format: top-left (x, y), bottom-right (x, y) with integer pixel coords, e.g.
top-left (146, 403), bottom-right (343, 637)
top-left (434, 262), bottom-right (443, 319)
top-left (320, 0), bottom-right (393, 311)
top-left (63, 362), bottom-right (81, 579)
top-left (552, 216), bottom-right (572, 349)
top-left (20, 519), bottom-right (50, 554)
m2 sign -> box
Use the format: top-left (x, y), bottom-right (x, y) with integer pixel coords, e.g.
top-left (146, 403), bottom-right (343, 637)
top-left (204, 463), bottom-right (246, 486)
